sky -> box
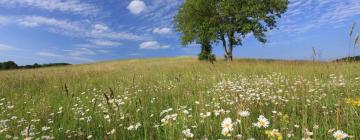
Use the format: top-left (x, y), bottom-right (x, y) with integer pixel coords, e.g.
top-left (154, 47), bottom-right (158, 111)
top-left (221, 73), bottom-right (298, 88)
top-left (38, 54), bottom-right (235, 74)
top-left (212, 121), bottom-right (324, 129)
top-left (0, 0), bottom-right (360, 65)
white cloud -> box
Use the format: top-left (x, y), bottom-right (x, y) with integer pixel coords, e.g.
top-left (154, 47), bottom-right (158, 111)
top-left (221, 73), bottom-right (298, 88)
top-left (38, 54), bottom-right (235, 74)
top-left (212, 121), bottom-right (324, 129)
top-left (18, 16), bottom-right (83, 32)
top-left (0, 43), bottom-right (15, 51)
top-left (127, 0), bottom-right (147, 15)
top-left (90, 30), bottom-right (150, 41)
top-left (97, 50), bottom-right (111, 53)
top-left (90, 40), bottom-right (122, 47)
top-left (66, 48), bottom-right (97, 57)
top-left (0, 0), bottom-right (99, 16)
top-left (153, 27), bottom-right (172, 35)
top-left (139, 41), bottom-right (170, 49)
top-left (36, 51), bottom-right (94, 63)
top-left (88, 22), bottom-right (151, 41)
top-left (0, 16), bottom-right (150, 41)
top-left (91, 24), bottom-right (109, 34)
top-left (36, 52), bottom-right (63, 57)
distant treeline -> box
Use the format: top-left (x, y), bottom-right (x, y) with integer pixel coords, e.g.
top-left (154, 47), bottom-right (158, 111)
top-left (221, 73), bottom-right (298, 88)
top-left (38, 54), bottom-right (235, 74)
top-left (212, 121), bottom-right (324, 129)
top-left (0, 61), bottom-right (71, 70)
top-left (335, 56), bottom-right (360, 62)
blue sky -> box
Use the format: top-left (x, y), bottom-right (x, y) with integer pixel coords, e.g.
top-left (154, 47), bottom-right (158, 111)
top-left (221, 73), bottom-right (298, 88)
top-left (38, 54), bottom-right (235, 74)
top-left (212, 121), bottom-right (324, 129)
top-left (0, 0), bottom-right (360, 65)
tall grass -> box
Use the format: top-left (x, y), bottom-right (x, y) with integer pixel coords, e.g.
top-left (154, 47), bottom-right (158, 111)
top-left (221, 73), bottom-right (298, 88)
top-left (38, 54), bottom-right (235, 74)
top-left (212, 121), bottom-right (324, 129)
top-left (0, 58), bottom-right (359, 139)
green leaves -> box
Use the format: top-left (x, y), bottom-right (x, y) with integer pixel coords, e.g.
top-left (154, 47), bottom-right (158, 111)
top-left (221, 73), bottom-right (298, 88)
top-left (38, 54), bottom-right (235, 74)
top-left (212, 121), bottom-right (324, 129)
top-left (174, 0), bottom-right (218, 46)
top-left (175, 0), bottom-right (288, 61)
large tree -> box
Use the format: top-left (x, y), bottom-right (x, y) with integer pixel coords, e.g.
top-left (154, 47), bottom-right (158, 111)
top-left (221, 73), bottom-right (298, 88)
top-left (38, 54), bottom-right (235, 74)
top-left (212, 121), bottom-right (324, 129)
top-left (174, 0), bottom-right (218, 61)
top-left (175, 0), bottom-right (289, 61)
top-left (217, 0), bottom-right (289, 61)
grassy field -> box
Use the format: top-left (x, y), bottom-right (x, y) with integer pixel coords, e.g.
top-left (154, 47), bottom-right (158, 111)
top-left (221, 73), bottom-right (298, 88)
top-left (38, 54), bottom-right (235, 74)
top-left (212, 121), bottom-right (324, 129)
top-left (0, 57), bottom-right (359, 140)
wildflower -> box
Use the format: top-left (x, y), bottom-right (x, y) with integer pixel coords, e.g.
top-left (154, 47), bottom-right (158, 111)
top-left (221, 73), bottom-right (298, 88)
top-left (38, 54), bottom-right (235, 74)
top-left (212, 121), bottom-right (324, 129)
top-left (200, 112), bottom-right (211, 118)
top-left (238, 111), bottom-right (250, 117)
top-left (302, 128), bottom-right (314, 140)
top-left (345, 98), bottom-right (360, 107)
top-left (182, 129), bottom-right (194, 138)
top-left (265, 129), bottom-right (283, 140)
top-left (253, 115), bottom-right (270, 128)
top-left (313, 125), bottom-right (319, 130)
top-left (160, 108), bottom-right (173, 116)
top-left (24, 137), bottom-right (32, 140)
top-left (221, 117), bottom-right (233, 136)
top-left (161, 114), bottom-right (177, 125)
top-left (7, 105), bottom-right (14, 109)
top-left (127, 123), bottom-right (141, 130)
top-left (222, 128), bottom-right (232, 137)
top-left (333, 130), bottom-right (349, 140)
top-left (235, 134), bottom-right (242, 139)
top-left (41, 126), bottom-right (51, 131)
top-left (107, 129), bottom-right (116, 135)
top-left (287, 133), bottom-right (294, 138)
top-left (87, 135), bottom-right (93, 139)
top-left (41, 136), bottom-right (54, 140)
top-left (10, 116), bottom-right (17, 120)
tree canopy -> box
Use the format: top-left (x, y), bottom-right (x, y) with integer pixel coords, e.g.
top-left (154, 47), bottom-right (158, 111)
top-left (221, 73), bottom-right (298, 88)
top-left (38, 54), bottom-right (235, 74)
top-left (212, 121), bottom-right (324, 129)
top-left (174, 0), bottom-right (289, 61)
top-left (174, 0), bottom-right (218, 61)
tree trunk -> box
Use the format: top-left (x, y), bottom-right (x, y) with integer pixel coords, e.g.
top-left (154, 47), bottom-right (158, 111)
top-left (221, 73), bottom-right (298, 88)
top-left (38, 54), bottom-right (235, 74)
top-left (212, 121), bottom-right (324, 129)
top-left (221, 33), bottom-right (232, 61)
top-left (198, 41), bottom-right (212, 61)
top-left (225, 32), bottom-right (234, 62)
top-left (225, 49), bottom-right (233, 62)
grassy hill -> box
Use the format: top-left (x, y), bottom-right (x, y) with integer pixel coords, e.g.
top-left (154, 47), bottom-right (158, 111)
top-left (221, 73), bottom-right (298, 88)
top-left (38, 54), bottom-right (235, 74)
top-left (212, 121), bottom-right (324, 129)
top-left (0, 58), bottom-right (359, 139)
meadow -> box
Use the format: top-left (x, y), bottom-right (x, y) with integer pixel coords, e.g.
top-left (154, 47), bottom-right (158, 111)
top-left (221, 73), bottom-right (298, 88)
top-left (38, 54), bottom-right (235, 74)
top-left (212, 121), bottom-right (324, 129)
top-left (0, 57), bottom-right (359, 140)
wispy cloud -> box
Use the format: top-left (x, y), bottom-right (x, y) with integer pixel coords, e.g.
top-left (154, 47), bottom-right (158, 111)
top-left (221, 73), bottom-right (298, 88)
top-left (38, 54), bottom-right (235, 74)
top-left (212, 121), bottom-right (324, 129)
top-left (0, 0), bottom-right (99, 16)
top-left (153, 27), bottom-right (172, 35)
top-left (36, 52), bottom-right (63, 57)
top-left (66, 48), bottom-right (97, 57)
top-left (139, 41), bottom-right (170, 49)
top-left (0, 43), bottom-right (16, 51)
top-left (36, 51), bottom-right (94, 63)
top-left (90, 40), bottom-right (122, 47)
top-left (18, 16), bottom-right (84, 34)
top-left (0, 16), bottom-right (150, 41)
top-left (279, 0), bottom-right (360, 33)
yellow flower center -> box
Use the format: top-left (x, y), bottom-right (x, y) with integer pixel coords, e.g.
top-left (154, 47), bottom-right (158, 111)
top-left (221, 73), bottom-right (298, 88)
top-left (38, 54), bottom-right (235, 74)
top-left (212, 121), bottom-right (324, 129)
top-left (259, 121), bottom-right (266, 126)
top-left (224, 123), bottom-right (231, 128)
top-left (335, 134), bottom-right (344, 138)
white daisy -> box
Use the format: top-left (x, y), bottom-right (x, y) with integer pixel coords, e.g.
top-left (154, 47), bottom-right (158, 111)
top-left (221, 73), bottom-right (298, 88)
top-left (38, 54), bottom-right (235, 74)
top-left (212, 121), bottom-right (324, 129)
top-left (238, 111), bottom-right (250, 117)
top-left (221, 117), bottom-right (233, 136)
top-left (182, 129), bottom-right (194, 138)
top-left (253, 115), bottom-right (270, 128)
top-left (333, 130), bottom-right (349, 140)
